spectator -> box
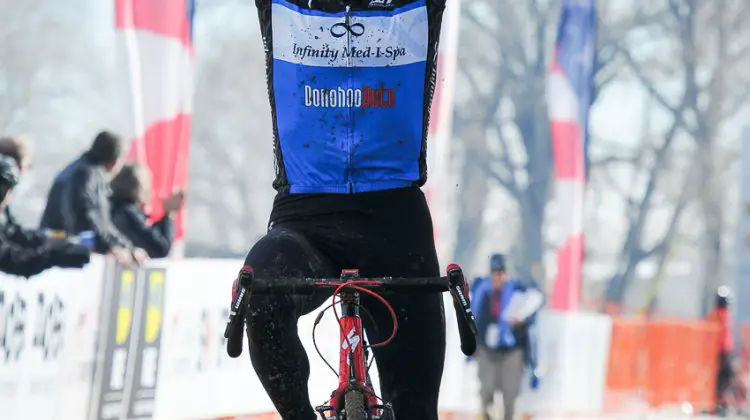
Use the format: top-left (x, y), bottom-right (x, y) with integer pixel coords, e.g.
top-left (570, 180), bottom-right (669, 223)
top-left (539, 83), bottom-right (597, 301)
top-left (0, 134), bottom-right (97, 248)
top-left (39, 131), bottom-right (147, 265)
top-left (709, 286), bottom-right (735, 416)
top-left (0, 134), bottom-right (32, 172)
top-left (470, 253), bottom-right (544, 420)
top-left (110, 163), bottom-right (185, 258)
top-left (0, 156), bottom-right (90, 278)
top-left (0, 134), bottom-right (33, 228)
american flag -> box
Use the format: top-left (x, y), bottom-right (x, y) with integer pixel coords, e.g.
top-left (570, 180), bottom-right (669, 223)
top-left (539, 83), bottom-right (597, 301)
top-left (547, 0), bottom-right (596, 311)
top-left (115, 0), bottom-right (195, 251)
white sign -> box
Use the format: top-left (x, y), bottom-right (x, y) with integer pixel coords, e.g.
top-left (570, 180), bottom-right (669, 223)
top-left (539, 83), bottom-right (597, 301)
top-left (0, 257), bottom-right (106, 420)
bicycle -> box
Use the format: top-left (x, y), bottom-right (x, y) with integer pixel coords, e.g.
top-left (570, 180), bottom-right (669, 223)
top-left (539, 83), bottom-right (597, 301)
top-left (223, 263), bottom-right (478, 420)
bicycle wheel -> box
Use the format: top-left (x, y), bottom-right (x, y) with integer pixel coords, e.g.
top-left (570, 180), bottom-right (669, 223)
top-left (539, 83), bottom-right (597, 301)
top-left (344, 390), bottom-right (368, 420)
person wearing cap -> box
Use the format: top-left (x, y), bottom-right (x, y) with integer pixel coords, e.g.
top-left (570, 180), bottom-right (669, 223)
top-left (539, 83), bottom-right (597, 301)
top-left (39, 131), bottom-right (149, 266)
top-left (470, 253), bottom-right (544, 420)
top-left (0, 155), bottom-right (91, 278)
top-left (708, 286), bottom-right (735, 415)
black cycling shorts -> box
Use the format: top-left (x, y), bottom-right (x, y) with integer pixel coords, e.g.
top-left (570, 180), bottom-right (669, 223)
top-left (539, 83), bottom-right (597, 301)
top-left (243, 186), bottom-right (445, 420)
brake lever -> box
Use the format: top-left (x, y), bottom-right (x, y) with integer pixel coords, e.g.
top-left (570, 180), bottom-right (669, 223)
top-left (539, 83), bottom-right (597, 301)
top-left (447, 265), bottom-right (477, 333)
top-left (224, 267), bottom-right (254, 358)
top-left (223, 284), bottom-right (248, 340)
top-left (447, 264), bottom-right (478, 356)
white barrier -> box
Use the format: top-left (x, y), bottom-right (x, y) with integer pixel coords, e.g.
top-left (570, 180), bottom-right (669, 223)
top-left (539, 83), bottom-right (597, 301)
top-left (0, 257), bottom-right (106, 420)
top-left (0, 258), bottom-right (615, 420)
top-left (519, 311), bottom-right (613, 416)
top-left (153, 259), bottom-right (272, 420)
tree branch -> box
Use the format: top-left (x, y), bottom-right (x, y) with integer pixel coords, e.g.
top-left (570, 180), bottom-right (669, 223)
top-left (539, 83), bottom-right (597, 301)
top-left (476, 142), bottom-right (520, 199)
top-left (589, 154), bottom-right (637, 168)
top-left (463, 8), bottom-right (502, 47)
top-left (618, 45), bottom-right (686, 124)
top-left (729, 0), bottom-right (750, 33)
top-left (487, 170), bottom-right (520, 199)
top-left (616, 110), bottom-right (684, 274)
top-left (641, 159), bottom-right (693, 260)
top-left (596, 163), bottom-right (632, 202)
top-left (486, 123), bottom-right (521, 190)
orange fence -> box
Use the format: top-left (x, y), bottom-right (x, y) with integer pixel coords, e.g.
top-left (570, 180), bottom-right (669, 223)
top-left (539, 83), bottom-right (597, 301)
top-left (604, 318), bottom-right (720, 414)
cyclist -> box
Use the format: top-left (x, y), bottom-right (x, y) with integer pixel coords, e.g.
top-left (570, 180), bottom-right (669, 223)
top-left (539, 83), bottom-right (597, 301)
top-left (237, 0), bottom-right (449, 418)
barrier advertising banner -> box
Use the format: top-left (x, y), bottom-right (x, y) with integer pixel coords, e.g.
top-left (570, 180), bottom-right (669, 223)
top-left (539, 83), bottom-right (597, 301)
top-left (0, 258), bottom-right (106, 420)
top-left (89, 265), bottom-right (167, 420)
top-left (91, 265), bottom-right (138, 420)
top-left (151, 259), bottom-right (271, 420)
top-left (125, 268), bottom-right (166, 419)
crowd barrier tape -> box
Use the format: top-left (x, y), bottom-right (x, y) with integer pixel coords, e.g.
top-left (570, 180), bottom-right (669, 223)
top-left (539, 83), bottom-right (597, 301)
top-left (0, 258), bottom-right (728, 420)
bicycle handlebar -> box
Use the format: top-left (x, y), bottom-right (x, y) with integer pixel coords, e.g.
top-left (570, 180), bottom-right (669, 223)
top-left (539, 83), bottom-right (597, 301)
top-left (250, 275), bottom-right (450, 294)
top-left (224, 265), bottom-right (478, 359)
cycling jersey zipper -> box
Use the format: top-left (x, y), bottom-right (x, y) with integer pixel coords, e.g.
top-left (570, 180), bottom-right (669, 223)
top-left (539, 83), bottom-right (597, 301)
top-left (345, 5), bottom-right (354, 193)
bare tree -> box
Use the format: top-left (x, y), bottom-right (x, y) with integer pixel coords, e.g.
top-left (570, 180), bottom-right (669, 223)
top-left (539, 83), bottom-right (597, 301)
top-left (606, 0), bottom-right (750, 310)
top-left (452, 0), bottom-right (617, 276)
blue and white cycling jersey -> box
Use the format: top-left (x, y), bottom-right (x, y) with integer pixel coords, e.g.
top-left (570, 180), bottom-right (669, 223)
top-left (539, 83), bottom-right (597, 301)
top-left (258, 0), bottom-right (445, 194)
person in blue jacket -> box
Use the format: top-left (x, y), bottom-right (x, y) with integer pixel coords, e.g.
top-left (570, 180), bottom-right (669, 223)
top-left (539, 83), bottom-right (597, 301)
top-left (470, 253), bottom-right (544, 420)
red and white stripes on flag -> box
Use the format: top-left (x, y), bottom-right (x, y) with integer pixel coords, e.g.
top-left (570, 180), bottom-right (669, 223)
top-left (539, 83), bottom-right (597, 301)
top-left (547, 0), bottom-right (596, 311)
top-left (425, 0), bottom-right (462, 264)
top-left (115, 0), bottom-right (194, 250)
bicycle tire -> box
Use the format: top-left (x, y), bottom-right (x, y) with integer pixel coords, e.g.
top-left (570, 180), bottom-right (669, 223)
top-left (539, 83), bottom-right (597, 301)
top-left (344, 390), bottom-right (368, 420)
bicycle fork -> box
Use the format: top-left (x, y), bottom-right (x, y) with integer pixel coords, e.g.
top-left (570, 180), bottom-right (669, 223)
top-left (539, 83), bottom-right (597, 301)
top-left (317, 290), bottom-right (393, 419)
top-left (339, 292), bottom-right (367, 386)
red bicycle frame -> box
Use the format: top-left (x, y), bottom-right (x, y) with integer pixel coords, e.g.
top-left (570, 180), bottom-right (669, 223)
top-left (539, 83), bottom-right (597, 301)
top-left (326, 269), bottom-right (380, 417)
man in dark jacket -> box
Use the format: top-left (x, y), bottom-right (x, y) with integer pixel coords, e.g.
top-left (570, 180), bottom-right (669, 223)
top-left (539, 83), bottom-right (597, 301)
top-left (0, 156), bottom-right (90, 278)
top-left (39, 131), bottom-right (147, 265)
